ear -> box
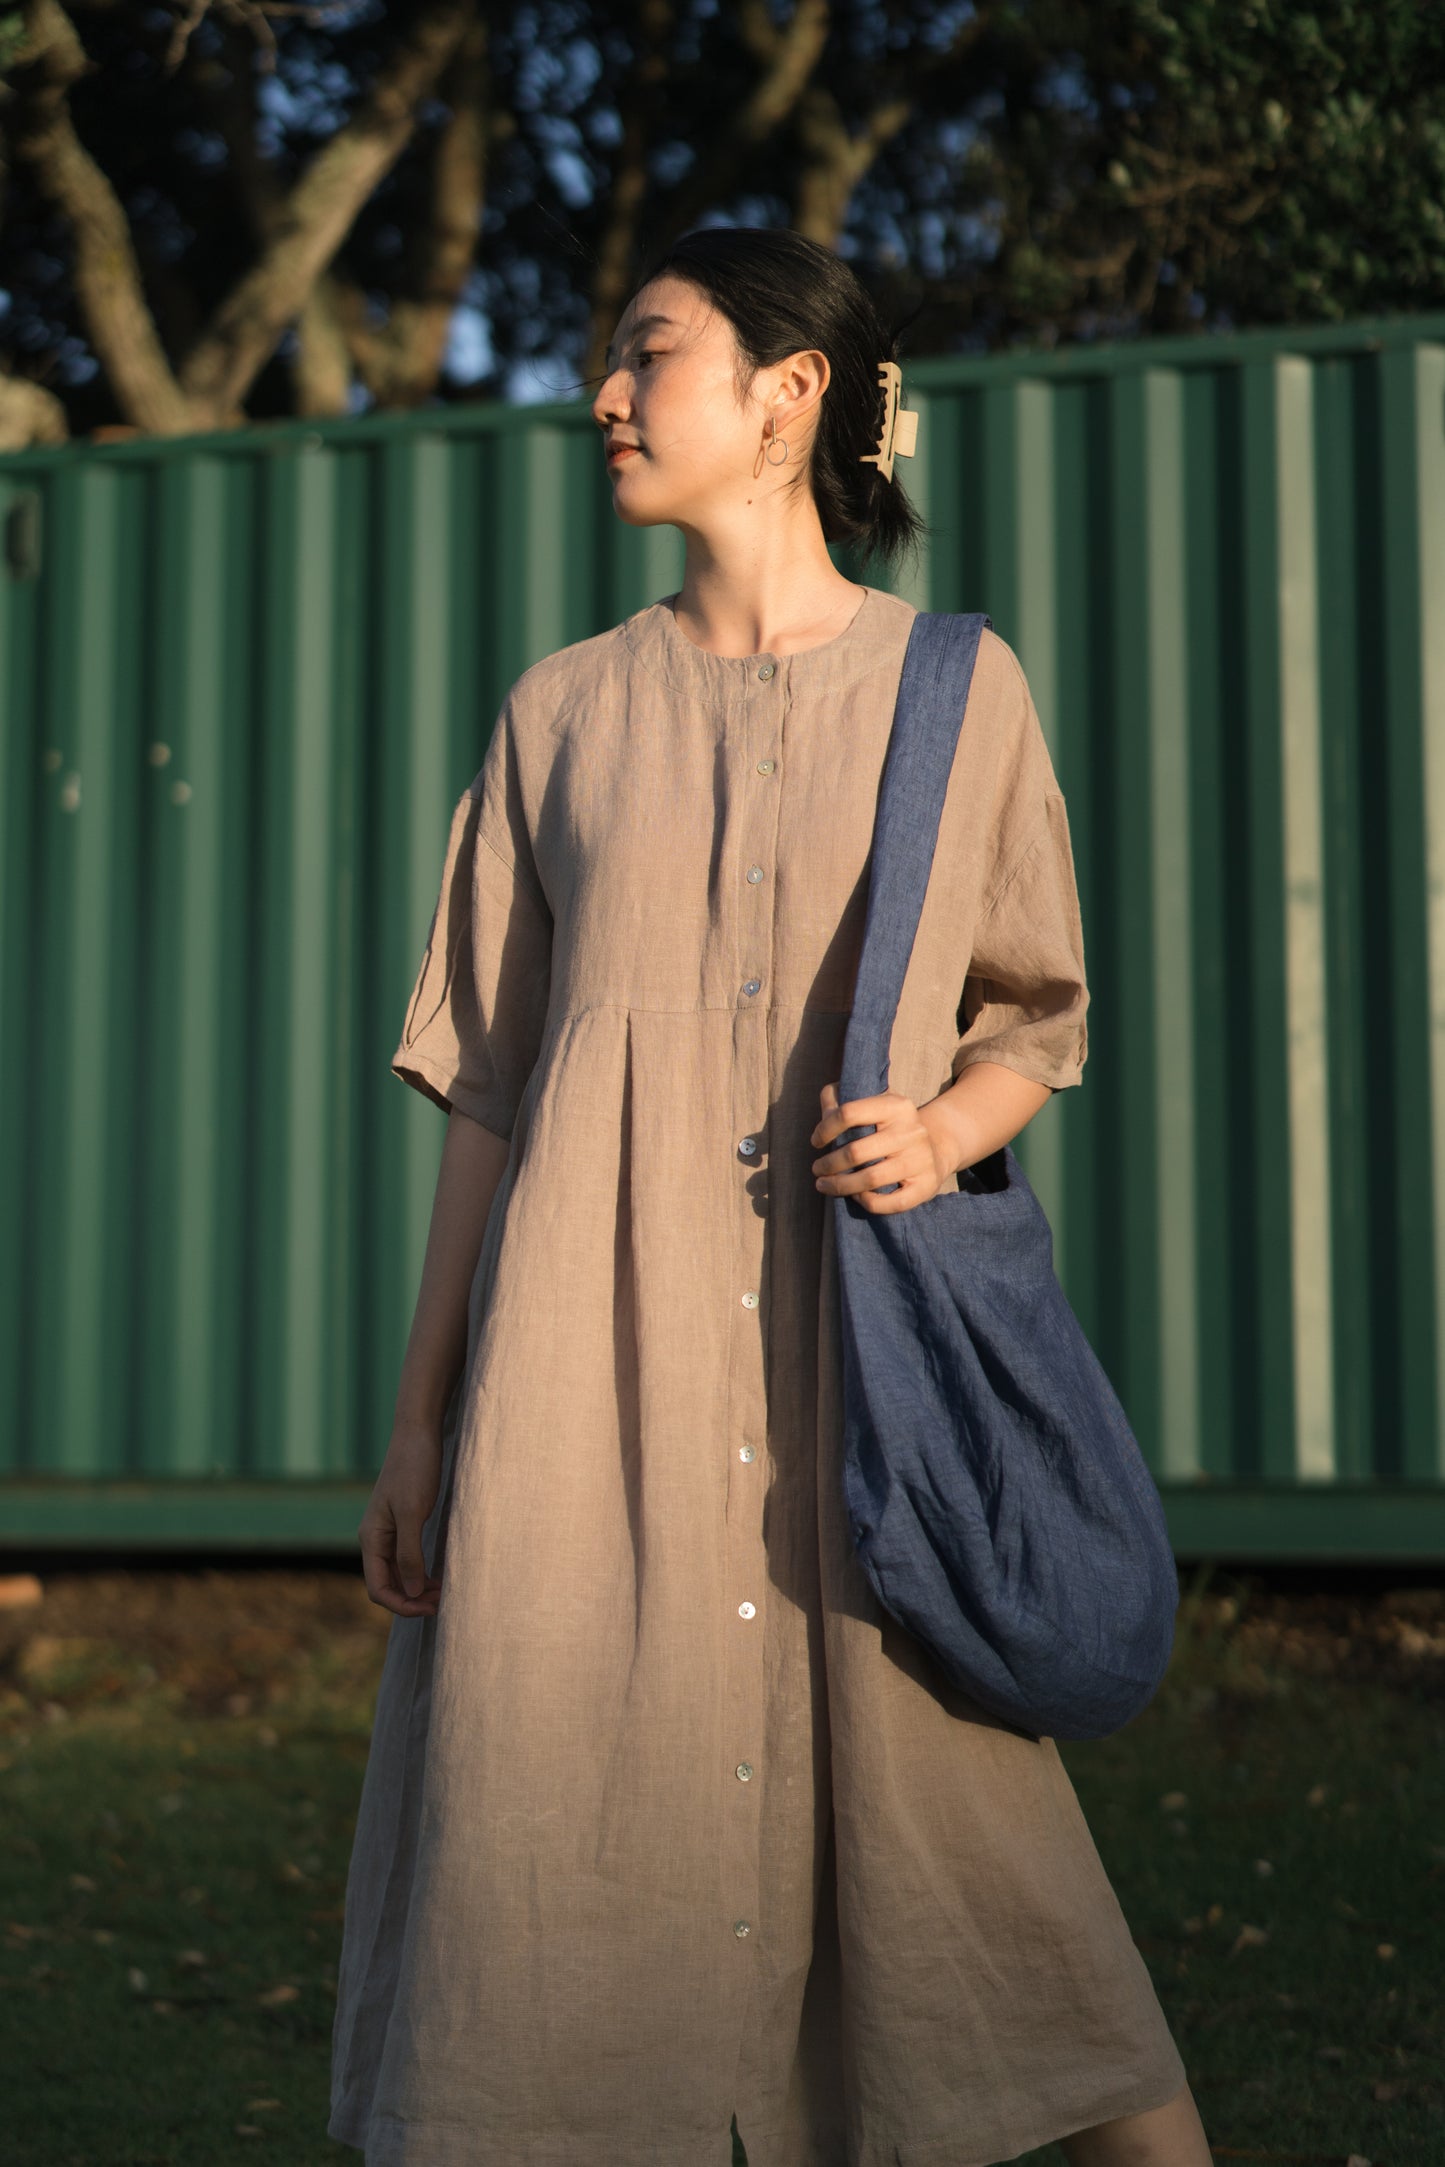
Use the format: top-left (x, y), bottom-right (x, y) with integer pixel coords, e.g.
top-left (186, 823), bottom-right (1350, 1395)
top-left (776, 348), bottom-right (830, 420)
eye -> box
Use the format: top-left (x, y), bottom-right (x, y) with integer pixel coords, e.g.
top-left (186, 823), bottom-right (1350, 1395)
top-left (635, 350), bottom-right (657, 367)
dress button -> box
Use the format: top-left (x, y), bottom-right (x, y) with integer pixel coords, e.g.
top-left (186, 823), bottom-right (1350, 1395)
top-left (734, 1919), bottom-right (751, 1937)
top-left (746, 864), bottom-right (764, 884)
top-left (735, 1762), bottom-right (754, 1782)
top-left (741, 1290), bottom-right (759, 1308)
top-left (757, 758), bottom-right (775, 774)
top-left (738, 1136), bottom-right (758, 1157)
top-left (738, 1601), bottom-right (756, 1619)
top-left (757, 662), bottom-right (775, 680)
top-left (739, 1445), bottom-right (755, 1462)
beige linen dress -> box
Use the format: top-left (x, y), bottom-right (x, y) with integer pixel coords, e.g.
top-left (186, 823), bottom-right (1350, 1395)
top-left (328, 585), bottom-right (1187, 2167)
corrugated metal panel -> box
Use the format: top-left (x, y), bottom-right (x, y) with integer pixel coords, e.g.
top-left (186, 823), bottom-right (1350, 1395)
top-left (2, 309), bottom-right (1443, 1556)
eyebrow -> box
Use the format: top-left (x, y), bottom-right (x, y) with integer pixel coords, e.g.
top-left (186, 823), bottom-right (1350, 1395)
top-left (604, 314), bottom-right (678, 368)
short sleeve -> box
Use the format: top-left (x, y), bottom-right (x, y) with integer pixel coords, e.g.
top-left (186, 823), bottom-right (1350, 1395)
top-left (390, 699), bottom-right (553, 1141)
top-left (950, 651), bottom-right (1089, 1094)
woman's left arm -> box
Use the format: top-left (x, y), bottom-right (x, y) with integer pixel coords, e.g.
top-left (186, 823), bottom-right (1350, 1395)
top-left (812, 647), bottom-right (1087, 1212)
top-left (811, 1063), bottom-right (1051, 1210)
top-left (919, 1060), bottom-right (1053, 1178)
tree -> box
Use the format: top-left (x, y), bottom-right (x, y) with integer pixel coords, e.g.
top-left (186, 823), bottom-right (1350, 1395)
top-left (1, 0), bottom-right (480, 441)
top-left (0, 0), bottom-right (1439, 448)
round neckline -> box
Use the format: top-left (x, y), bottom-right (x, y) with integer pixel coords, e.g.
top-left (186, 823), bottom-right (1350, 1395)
top-left (623, 581), bottom-right (914, 697)
top-left (662, 584), bottom-right (873, 663)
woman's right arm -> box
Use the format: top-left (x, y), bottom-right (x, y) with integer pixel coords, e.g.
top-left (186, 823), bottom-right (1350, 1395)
top-left (357, 1108), bottom-right (511, 1618)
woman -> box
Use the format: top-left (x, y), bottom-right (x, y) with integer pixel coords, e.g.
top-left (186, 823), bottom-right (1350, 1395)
top-left (329, 226), bottom-right (1212, 2167)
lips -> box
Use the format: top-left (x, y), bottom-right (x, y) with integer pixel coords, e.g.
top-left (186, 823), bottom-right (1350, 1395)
top-left (607, 443), bottom-right (640, 462)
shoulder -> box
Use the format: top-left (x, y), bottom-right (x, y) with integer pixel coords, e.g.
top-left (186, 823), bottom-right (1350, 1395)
top-left (965, 625), bottom-right (1058, 790)
top-left (971, 624), bottom-right (1031, 712)
top-left (469, 620), bottom-right (634, 793)
top-left (912, 617), bottom-right (1047, 773)
top-left (472, 615), bottom-right (638, 817)
top-left (506, 618), bottom-right (635, 730)
top-left (897, 611), bottom-right (1031, 714)
top-left (929, 621), bottom-right (1063, 860)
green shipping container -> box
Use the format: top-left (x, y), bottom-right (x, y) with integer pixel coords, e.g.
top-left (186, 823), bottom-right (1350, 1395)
top-left (2, 308), bottom-right (1443, 1559)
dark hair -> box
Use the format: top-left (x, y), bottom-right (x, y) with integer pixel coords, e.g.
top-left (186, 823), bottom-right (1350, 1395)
top-left (615, 225), bottom-right (929, 579)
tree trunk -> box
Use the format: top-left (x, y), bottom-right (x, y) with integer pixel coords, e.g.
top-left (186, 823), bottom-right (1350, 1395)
top-left (176, 0), bottom-right (476, 417)
top-left (6, 0), bottom-right (477, 441)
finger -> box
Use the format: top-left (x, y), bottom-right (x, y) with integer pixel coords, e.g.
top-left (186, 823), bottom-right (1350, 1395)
top-left (366, 1569), bottom-right (442, 1620)
top-left (818, 1148), bottom-right (908, 1195)
top-left (856, 1171), bottom-right (934, 1214)
top-left (395, 1529), bottom-right (430, 1601)
top-left (813, 1129), bottom-right (888, 1176)
top-left (813, 1114), bottom-right (921, 1176)
top-left (378, 1547), bottom-right (441, 1613)
top-left (810, 1090), bottom-right (903, 1146)
top-left (386, 1589), bottom-right (442, 1618)
top-left (359, 1515), bottom-right (441, 1616)
top-left (819, 1129), bottom-right (936, 1189)
top-left (357, 1517), bottom-right (392, 1607)
top-left (811, 1107), bottom-right (873, 1149)
top-left (837, 1091), bottom-right (903, 1124)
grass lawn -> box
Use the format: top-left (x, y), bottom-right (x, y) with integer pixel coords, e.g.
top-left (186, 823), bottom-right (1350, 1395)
top-left (0, 1559), bottom-right (1441, 2166)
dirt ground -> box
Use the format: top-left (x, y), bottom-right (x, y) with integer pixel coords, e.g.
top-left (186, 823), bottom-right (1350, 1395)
top-left (0, 1560), bottom-right (385, 1724)
top-left (0, 1556), bottom-right (1443, 1722)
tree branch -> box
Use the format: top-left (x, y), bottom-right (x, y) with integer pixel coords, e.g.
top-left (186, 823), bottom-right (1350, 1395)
top-left (792, 82), bottom-right (912, 247)
top-left (648, 0), bottom-right (832, 251)
top-left (356, 7), bottom-right (498, 406)
top-left (0, 354), bottom-right (69, 446)
top-left (200, 15), bottom-right (352, 414)
top-left (582, 0), bottom-right (673, 388)
top-left (176, 0), bottom-right (475, 415)
top-left (10, 0), bottom-right (199, 432)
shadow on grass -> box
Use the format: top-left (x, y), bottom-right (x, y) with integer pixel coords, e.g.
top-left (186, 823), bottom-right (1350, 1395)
top-left (1, 1557), bottom-right (1442, 2164)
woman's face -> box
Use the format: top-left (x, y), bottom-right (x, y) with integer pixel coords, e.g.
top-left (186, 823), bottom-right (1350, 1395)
top-left (591, 274), bottom-right (827, 529)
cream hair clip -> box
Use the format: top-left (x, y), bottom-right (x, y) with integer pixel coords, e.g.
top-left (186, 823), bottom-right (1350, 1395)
top-left (859, 360), bottom-right (919, 482)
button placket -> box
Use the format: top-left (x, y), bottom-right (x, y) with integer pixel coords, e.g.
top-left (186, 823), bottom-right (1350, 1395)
top-left (722, 651), bottom-right (781, 1959)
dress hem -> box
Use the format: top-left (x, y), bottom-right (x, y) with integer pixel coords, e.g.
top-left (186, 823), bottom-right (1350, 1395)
top-left (889, 2053), bottom-right (1189, 2166)
top-left (328, 2054), bottom-right (1189, 2167)
top-left (326, 2104), bottom-right (735, 2167)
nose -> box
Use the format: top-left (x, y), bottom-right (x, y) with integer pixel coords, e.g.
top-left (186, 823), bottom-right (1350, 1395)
top-left (592, 365), bottom-right (630, 431)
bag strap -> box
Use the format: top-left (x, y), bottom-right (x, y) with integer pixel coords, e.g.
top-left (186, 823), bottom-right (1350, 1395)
top-left (837, 610), bottom-right (993, 1112)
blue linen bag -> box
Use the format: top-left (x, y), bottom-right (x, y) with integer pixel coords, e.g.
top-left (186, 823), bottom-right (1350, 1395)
top-left (833, 610), bottom-right (1179, 1742)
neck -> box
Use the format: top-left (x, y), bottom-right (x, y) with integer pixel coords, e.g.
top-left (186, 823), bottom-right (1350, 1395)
top-left (671, 514), bottom-right (863, 657)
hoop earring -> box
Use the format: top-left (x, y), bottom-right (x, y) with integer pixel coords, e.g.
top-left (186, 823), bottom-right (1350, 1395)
top-left (765, 415), bottom-right (789, 466)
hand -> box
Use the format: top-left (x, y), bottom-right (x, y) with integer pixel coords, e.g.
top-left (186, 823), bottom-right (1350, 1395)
top-left (357, 1421), bottom-right (446, 1618)
top-left (810, 1080), bottom-right (957, 1215)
